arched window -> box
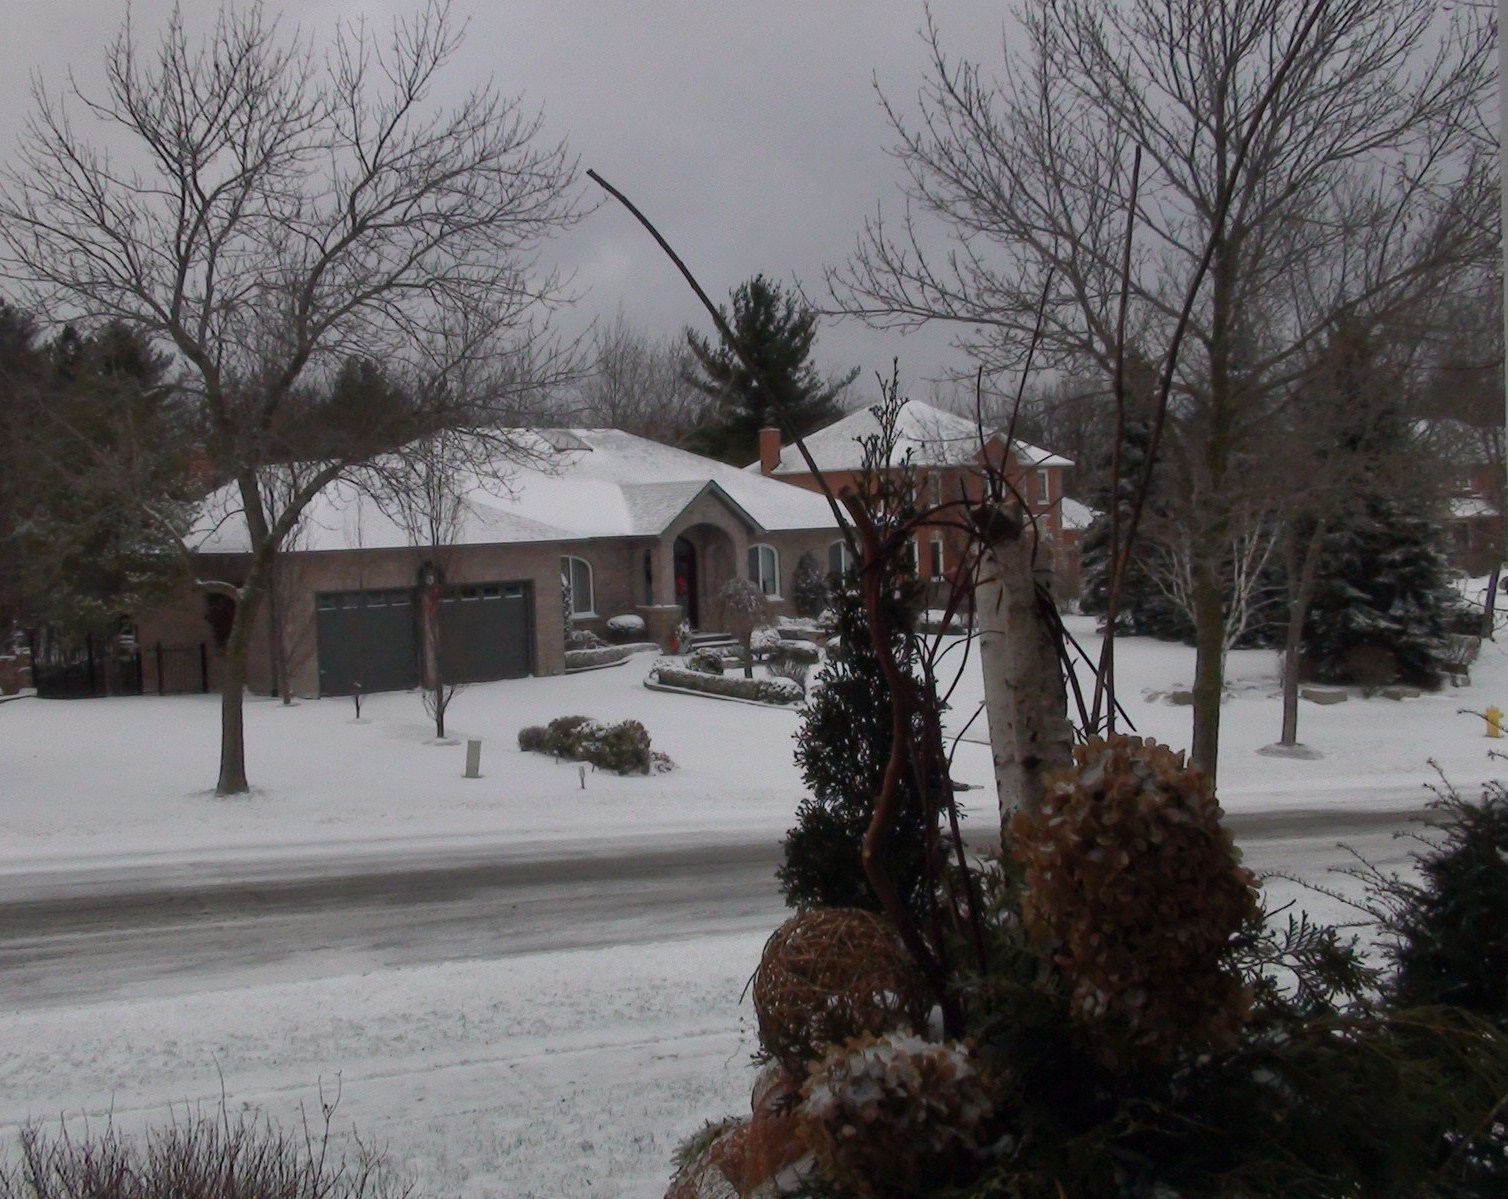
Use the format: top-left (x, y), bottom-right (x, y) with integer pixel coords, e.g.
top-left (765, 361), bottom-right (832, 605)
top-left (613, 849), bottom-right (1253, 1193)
top-left (561, 555), bottom-right (595, 617)
top-left (827, 539), bottom-right (855, 577)
top-left (747, 543), bottom-right (780, 596)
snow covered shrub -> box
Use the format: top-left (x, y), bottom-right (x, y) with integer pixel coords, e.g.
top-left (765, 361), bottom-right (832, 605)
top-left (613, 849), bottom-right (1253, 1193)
top-left (564, 642), bottom-right (660, 671)
top-left (751, 625), bottom-right (782, 657)
top-left (647, 662), bottom-right (803, 705)
top-left (606, 612), bottom-right (647, 639)
top-left (686, 647), bottom-right (724, 674)
top-left (1010, 734), bottom-right (1260, 1071)
top-left (796, 1034), bottom-right (994, 1199)
top-left (765, 656), bottom-right (808, 694)
top-left (771, 638), bottom-right (820, 663)
top-left (566, 626), bottom-right (606, 650)
top-left (751, 908), bottom-right (929, 1076)
top-left (516, 715), bottom-right (655, 774)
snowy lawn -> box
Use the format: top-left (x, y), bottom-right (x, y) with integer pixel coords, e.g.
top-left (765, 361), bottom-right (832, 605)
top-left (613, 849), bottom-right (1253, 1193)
top-left (3, 619), bottom-right (1506, 1196)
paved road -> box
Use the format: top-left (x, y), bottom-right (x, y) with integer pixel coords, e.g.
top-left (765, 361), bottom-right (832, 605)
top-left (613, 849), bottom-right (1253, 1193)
top-left (0, 803), bottom-right (1430, 1012)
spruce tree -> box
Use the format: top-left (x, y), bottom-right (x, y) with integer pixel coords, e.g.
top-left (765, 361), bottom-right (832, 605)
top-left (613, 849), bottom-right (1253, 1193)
top-left (684, 274), bottom-right (857, 465)
top-left (777, 577), bottom-right (930, 918)
top-left (1303, 497), bottom-right (1459, 688)
top-left (1079, 421), bottom-right (1193, 641)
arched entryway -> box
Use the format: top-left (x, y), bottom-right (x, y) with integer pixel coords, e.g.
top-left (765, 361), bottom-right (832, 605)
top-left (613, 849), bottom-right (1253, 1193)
top-left (673, 536), bottom-right (698, 626)
top-left (672, 524), bottom-right (737, 629)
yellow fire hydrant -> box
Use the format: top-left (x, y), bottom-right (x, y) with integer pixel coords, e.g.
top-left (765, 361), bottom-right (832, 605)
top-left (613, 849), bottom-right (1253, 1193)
top-left (1487, 706), bottom-right (1503, 739)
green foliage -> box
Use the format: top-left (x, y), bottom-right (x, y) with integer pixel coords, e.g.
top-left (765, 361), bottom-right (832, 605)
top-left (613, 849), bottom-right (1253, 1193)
top-left (516, 714), bottom-right (656, 774)
top-left (1303, 497), bottom-right (1460, 689)
top-left (684, 275), bottom-right (856, 465)
top-left (792, 551), bottom-right (830, 619)
top-left (0, 311), bottom-right (193, 638)
top-left (950, 867), bottom-right (1508, 1199)
top-left (1371, 780), bottom-right (1508, 1023)
top-left (781, 764), bottom-right (1508, 1199)
top-left (778, 580), bottom-right (930, 920)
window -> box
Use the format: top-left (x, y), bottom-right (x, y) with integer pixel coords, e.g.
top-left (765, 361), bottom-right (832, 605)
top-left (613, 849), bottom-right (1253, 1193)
top-left (1037, 468), bottom-right (1053, 505)
top-left (561, 555), bottom-right (595, 617)
top-left (828, 539), bottom-right (855, 577)
top-left (748, 543), bottom-right (781, 596)
top-left (928, 472), bottom-right (943, 508)
top-left (929, 535), bottom-right (945, 580)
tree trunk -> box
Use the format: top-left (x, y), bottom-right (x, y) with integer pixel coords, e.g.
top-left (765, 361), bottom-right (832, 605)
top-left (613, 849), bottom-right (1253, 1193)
top-left (215, 535), bottom-right (274, 796)
top-left (268, 566), bottom-right (292, 705)
top-left (975, 531), bottom-right (1073, 832)
top-left (1189, 553), bottom-right (1225, 784)
top-left (1279, 518), bottom-right (1327, 747)
top-left (1481, 562), bottom-right (1500, 639)
top-left (217, 650), bottom-right (249, 794)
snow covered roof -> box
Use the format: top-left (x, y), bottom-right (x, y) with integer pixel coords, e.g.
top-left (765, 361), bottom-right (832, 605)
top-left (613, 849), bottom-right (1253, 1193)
top-left (1060, 496), bottom-right (1096, 531)
top-left (757, 399), bottom-right (1072, 474)
top-left (190, 428), bottom-right (839, 554)
top-left (1451, 496), bottom-right (1499, 520)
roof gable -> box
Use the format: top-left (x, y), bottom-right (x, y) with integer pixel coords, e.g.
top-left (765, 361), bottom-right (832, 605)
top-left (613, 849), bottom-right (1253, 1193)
top-left (765, 398), bottom-right (1072, 474)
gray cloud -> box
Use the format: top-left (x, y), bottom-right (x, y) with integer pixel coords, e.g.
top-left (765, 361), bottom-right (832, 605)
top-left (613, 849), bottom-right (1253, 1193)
top-left (0, 1), bottom-right (1017, 401)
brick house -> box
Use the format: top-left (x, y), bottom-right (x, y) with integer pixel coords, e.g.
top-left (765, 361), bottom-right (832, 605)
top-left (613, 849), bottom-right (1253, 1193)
top-left (140, 428), bottom-right (840, 698)
top-left (750, 400), bottom-right (1078, 603)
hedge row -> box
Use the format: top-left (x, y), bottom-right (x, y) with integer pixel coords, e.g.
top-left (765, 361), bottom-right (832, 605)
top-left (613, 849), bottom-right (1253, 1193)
top-left (646, 661), bottom-right (804, 705)
top-left (564, 642), bottom-right (661, 672)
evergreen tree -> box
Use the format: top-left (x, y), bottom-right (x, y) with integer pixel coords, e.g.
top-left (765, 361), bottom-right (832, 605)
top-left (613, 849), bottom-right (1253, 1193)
top-left (777, 578), bottom-right (931, 918)
top-left (791, 551), bottom-right (829, 619)
top-left (2, 315), bottom-right (192, 640)
top-left (1303, 497), bottom-right (1459, 689)
top-left (1079, 422), bottom-right (1193, 642)
top-left (778, 372), bottom-right (937, 919)
top-left (684, 274), bottom-right (856, 465)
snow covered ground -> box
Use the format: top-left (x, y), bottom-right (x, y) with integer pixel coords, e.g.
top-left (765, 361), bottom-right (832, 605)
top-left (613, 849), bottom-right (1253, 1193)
top-left (3, 617), bottom-right (1505, 1197)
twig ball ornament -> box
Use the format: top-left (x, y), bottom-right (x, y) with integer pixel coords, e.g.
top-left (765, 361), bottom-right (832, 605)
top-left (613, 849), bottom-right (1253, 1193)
top-left (751, 908), bottom-right (929, 1074)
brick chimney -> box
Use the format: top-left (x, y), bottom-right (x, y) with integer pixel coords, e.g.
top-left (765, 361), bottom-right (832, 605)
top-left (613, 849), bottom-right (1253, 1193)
top-left (758, 426), bottom-right (782, 476)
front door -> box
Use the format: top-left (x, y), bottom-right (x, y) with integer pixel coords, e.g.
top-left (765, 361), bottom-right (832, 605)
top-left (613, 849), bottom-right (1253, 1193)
top-left (673, 536), bottom-right (698, 627)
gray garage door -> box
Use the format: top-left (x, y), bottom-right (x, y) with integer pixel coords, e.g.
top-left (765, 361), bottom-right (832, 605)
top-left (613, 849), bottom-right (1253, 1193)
top-left (315, 588), bottom-right (419, 696)
top-left (439, 582), bottom-right (533, 683)
top-left (316, 581), bottom-right (534, 697)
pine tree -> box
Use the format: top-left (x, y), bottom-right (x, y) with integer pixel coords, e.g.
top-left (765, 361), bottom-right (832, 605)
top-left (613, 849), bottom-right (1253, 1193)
top-left (1303, 497), bottom-right (1459, 688)
top-left (5, 318), bottom-right (191, 640)
top-left (684, 274), bottom-right (857, 465)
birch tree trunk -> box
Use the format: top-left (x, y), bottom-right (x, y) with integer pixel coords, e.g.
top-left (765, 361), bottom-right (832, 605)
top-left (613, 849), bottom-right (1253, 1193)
top-left (975, 528), bottom-right (1074, 832)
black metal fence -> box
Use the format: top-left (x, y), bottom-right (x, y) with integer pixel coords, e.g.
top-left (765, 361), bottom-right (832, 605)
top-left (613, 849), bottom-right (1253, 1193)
top-left (29, 631), bottom-right (209, 699)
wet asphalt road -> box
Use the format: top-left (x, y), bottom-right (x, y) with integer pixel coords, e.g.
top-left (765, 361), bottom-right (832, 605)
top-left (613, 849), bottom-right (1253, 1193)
top-left (0, 802), bottom-right (1428, 1012)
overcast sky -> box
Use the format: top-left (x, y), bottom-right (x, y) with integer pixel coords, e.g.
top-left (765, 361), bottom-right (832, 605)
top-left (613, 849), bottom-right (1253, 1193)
top-left (0, 1), bottom-right (1020, 403)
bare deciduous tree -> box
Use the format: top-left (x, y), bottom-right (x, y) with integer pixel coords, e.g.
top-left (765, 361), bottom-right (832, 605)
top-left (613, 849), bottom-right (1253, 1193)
top-left (830, 0), bottom-right (1495, 783)
top-left (574, 310), bottom-right (707, 446)
top-left (0, 3), bottom-right (584, 793)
